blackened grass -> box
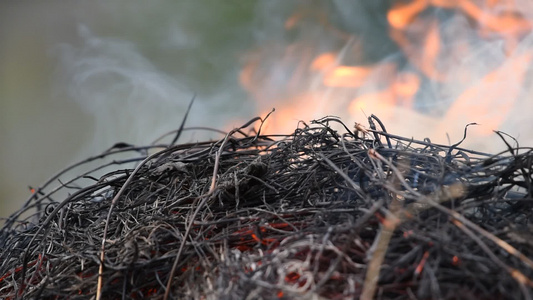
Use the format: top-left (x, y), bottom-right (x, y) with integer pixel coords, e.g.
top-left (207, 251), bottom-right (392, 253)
top-left (1, 115), bottom-right (533, 299)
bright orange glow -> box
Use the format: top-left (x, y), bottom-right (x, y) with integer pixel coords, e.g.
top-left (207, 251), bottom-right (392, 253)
top-left (257, 93), bottom-right (325, 134)
top-left (285, 272), bottom-right (301, 283)
top-left (429, 0), bottom-right (459, 9)
top-left (452, 255), bottom-right (460, 266)
top-left (388, 0), bottom-right (428, 29)
top-left (415, 251), bottom-right (430, 275)
top-left (323, 66), bottom-right (373, 87)
top-left (348, 71), bottom-right (420, 120)
top-left (394, 72), bottom-right (421, 106)
top-left (460, 1), bottom-right (531, 35)
top-left (349, 90), bottom-right (395, 121)
top-left (311, 52), bottom-right (337, 71)
top-left (239, 1), bottom-right (533, 148)
top-left (251, 233), bottom-right (261, 243)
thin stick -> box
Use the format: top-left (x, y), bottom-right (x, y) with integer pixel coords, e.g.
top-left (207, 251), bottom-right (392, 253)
top-left (96, 150), bottom-right (165, 300)
top-left (360, 150), bottom-right (405, 300)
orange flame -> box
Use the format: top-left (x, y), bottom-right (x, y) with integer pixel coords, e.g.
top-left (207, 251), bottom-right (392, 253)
top-left (240, 1), bottom-right (533, 149)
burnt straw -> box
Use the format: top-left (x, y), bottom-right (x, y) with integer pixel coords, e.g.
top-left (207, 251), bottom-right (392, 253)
top-left (1, 115), bottom-right (533, 299)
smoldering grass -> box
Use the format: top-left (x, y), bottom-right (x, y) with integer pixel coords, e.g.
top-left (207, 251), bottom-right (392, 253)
top-left (1, 115), bottom-right (532, 299)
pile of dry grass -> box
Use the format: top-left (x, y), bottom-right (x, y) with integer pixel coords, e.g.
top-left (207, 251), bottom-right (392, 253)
top-left (1, 115), bottom-right (532, 299)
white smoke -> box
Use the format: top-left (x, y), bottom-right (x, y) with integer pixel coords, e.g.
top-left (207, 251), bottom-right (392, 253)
top-left (244, 1), bottom-right (533, 151)
top-left (54, 25), bottom-right (215, 151)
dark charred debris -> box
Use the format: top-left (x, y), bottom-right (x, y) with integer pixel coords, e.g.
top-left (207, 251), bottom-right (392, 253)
top-left (1, 115), bottom-right (533, 300)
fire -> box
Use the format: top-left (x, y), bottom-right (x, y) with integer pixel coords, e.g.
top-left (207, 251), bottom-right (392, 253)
top-left (323, 65), bottom-right (374, 88)
top-left (240, 1), bottom-right (533, 149)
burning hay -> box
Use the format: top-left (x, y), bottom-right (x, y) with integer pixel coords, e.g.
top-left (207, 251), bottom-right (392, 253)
top-left (1, 115), bottom-right (533, 299)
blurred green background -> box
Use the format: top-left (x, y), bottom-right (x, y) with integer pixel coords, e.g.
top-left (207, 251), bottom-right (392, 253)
top-left (0, 1), bottom-right (266, 218)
